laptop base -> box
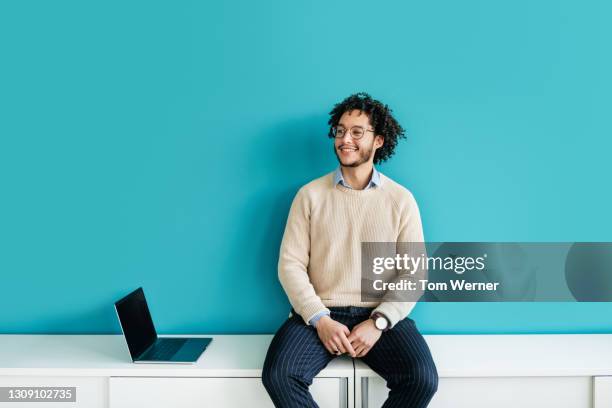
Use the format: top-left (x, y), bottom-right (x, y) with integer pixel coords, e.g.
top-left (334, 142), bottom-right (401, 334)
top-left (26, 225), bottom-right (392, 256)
top-left (135, 337), bottom-right (212, 364)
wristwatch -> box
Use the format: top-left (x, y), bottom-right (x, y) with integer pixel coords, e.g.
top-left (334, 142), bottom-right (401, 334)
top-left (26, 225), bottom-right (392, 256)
top-left (371, 312), bottom-right (390, 332)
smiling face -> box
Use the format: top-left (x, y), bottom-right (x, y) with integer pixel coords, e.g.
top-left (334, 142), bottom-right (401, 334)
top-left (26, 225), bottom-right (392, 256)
top-left (334, 110), bottom-right (384, 168)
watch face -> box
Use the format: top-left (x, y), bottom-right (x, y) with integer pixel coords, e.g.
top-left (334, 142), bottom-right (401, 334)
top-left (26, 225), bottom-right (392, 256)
top-left (375, 316), bottom-right (388, 330)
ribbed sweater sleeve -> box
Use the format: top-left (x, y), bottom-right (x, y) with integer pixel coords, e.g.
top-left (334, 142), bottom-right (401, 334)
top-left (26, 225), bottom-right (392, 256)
top-left (277, 188), bottom-right (330, 324)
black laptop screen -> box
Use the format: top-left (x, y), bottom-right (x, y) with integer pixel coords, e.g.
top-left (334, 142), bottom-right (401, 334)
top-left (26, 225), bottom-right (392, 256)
top-left (115, 287), bottom-right (157, 359)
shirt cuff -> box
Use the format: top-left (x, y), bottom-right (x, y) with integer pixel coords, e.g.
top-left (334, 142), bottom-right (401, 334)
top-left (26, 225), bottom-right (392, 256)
top-left (308, 310), bottom-right (331, 327)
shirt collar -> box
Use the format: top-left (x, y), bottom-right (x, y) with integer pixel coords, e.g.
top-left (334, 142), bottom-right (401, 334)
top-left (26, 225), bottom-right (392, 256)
top-left (334, 167), bottom-right (381, 190)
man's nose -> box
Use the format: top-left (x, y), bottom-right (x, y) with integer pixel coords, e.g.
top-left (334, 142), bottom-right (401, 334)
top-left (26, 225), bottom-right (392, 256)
top-left (340, 132), bottom-right (354, 144)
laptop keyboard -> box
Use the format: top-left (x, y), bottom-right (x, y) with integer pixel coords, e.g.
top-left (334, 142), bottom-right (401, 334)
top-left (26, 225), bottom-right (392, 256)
top-left (146, 338), bottom-right (187, 360)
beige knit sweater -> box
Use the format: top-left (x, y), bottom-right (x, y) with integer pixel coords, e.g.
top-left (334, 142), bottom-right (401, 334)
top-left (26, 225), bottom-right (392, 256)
top-left (278, 171), bottom-right (425, 328)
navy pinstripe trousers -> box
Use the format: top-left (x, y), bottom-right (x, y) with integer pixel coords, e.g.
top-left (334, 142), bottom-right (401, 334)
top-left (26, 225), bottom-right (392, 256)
top-left (262, 306), bottom-right (438, 407)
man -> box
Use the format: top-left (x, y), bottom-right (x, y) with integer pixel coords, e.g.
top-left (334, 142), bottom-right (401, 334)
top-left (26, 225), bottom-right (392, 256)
top-left (262, 93), bottom-right (438, 407)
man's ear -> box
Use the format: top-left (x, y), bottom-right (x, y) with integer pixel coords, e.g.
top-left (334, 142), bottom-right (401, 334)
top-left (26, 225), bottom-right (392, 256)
top-left (375, 135), bottom-right (384, 149)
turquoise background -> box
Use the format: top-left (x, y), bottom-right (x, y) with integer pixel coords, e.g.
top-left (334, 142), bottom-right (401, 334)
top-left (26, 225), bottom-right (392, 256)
top-left (1, 0), bottom-right (611, 334)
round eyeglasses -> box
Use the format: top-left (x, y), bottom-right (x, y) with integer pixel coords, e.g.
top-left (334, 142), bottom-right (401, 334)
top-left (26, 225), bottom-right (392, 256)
top-left (331, 126), bottom-right (374, 140)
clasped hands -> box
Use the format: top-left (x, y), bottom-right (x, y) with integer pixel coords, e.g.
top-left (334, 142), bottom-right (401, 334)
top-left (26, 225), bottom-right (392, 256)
top-left (315, 315), bottom-right (381, 358)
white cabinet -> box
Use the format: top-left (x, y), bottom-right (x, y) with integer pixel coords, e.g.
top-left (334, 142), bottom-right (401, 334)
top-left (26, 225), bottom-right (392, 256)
top-left (355, 334), bottom-right (612, 408)
top-left (1, 335), bottom-right (612, 408)
top-left (594, 377), bottom-right (612, 408)
top-left (109, 376), bottom-right (347, 408)
top-left (0, 335), bottom-right (354, 408)
top-left (362, 376), bottom-right (592, 408)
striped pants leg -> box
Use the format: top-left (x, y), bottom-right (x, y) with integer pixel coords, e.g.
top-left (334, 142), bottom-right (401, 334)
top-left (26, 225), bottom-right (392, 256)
top-left (361, 316), bottom-right (438, 407)
top-left (262, 307), bottom-right (438, 407)
top-left (262, 312), bottom-right (334, 407)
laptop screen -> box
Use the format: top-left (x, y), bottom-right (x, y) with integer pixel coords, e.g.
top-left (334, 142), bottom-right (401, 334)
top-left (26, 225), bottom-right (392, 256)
top-left (115, 287), bottom-right (157, 359)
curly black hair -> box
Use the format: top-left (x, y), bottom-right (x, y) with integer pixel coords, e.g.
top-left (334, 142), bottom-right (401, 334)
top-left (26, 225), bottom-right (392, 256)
top-left (327, 92), bottom-right (405, 164)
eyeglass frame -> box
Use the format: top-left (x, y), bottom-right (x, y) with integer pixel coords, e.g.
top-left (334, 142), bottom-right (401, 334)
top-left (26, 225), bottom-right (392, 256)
top-left (331, 125), bottom-right (375, 140)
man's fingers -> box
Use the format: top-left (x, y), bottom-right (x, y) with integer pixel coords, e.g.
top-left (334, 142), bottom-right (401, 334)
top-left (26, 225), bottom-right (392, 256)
top-left (349, 334), bottom-right (362, 348)
top-left (327, 341), bottom-right (339, 355)
top-left (339, 334), bottom-right (356, 357)
top-left (357, 346), bottom-right (370, 358)
top-left (354, 344), bottom-right (366, 356)
top-left (333, 337), bottom-right (346, 354)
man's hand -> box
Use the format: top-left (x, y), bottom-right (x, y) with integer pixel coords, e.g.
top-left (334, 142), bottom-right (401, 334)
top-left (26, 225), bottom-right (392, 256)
top-left (315, 315), bottom-right (356, 357)
top-left (348, 319), bottom-right (382, 357)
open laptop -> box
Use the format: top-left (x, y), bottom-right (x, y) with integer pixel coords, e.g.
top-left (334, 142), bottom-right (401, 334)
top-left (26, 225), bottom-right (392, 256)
top-left (114, 287), bottom-right (212, 363)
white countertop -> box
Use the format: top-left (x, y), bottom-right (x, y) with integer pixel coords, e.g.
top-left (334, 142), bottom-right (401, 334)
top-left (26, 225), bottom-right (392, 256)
top-left (357, 334), bottom-right (612, 377)
top-left (1, 334), bottom-right (611, 378)
top-left (0, 335), bottom-right (352, 377)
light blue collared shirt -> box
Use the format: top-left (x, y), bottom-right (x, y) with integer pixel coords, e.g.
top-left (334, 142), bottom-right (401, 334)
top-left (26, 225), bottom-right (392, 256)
top-left (309, 166), bottom-right (382, 327)
top-left (333, 166), bottom-right (381, 190)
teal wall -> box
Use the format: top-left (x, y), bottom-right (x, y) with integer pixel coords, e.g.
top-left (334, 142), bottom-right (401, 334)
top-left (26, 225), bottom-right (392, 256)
top-left (1, 0), bottom-right (611, 334)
